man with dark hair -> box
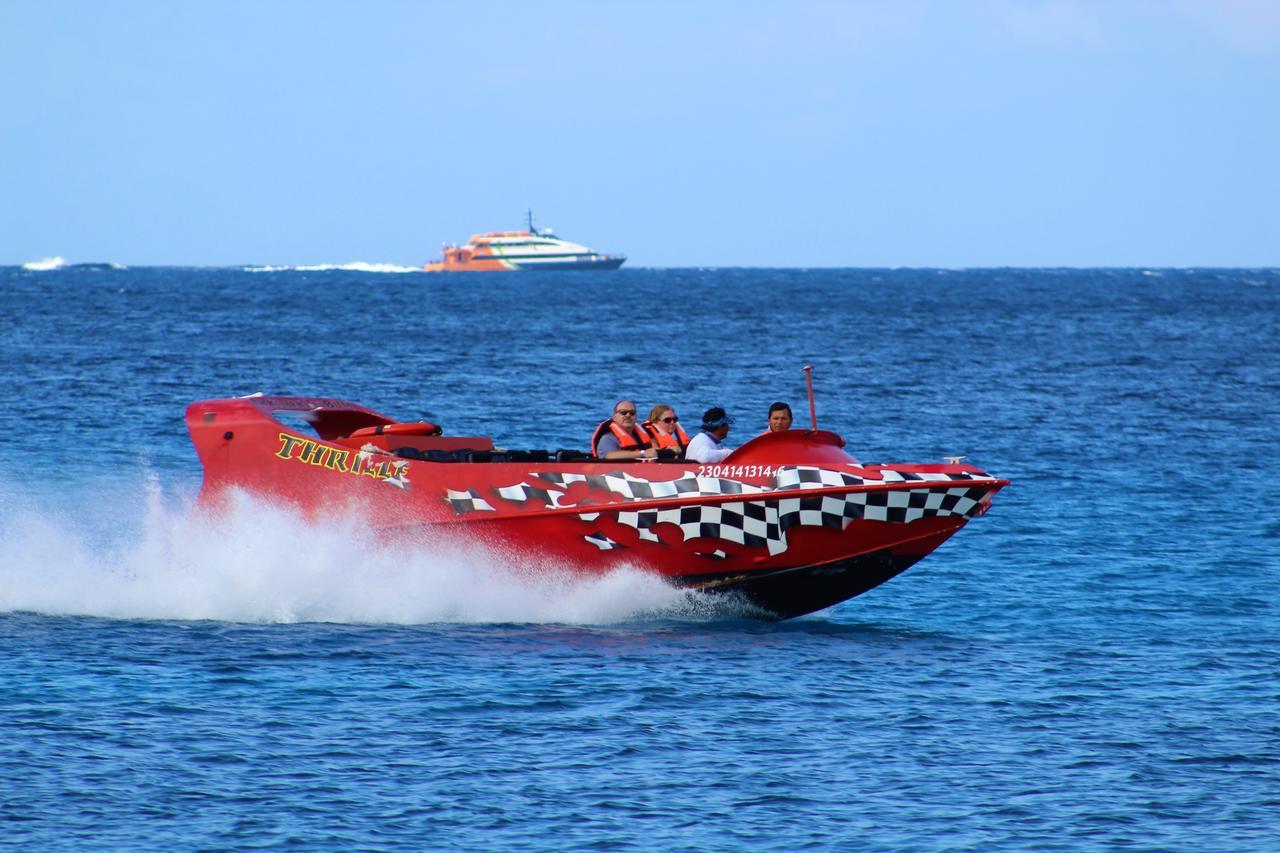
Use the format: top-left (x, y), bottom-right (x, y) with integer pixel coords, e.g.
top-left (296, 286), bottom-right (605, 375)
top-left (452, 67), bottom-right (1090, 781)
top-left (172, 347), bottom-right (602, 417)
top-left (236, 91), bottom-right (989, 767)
top-left (767, 401), bottom-right (793, 432)
top-left (685, 406), bottom-right (734, 463)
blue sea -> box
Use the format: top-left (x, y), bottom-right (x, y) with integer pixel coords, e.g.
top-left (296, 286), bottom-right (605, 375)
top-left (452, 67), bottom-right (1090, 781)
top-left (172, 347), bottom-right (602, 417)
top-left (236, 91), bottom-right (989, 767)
top-left (2, 265), bottom-right (1277, 849)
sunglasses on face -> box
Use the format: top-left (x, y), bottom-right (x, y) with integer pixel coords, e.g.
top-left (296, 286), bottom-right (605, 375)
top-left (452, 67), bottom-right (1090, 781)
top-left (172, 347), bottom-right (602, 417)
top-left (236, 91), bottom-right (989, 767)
top-left (615, 409), bottom-right (636, 416)
top-left (661, 416), bottom-right (678, 423)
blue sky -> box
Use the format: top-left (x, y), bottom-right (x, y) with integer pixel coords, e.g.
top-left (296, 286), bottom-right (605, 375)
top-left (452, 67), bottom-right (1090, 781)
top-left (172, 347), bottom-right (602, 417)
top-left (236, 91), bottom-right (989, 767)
top-left (3, 1), bottom-right (1278, 267)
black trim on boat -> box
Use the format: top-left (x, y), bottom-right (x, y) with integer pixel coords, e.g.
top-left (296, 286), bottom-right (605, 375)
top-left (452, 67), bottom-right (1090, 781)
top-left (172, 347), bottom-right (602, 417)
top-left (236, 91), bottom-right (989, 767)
top-left (677, 548), bottom-right (924, 620)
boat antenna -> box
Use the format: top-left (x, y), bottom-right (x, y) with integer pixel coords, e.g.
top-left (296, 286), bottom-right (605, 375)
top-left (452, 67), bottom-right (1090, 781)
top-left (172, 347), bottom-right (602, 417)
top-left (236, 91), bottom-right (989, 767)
top-left (526, 208), bottom-right (536, 235)
top-left (802, 365), bottom-right (818, 430)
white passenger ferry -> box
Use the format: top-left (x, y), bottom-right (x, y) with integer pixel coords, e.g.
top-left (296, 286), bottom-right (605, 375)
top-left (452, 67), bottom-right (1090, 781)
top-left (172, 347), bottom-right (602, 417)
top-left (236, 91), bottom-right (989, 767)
top-left (424, 211), bottom-right (626, 272)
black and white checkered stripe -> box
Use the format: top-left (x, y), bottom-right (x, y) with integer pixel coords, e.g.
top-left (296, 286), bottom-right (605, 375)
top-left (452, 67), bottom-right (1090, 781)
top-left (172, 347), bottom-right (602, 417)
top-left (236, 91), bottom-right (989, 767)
top-left (615, 501), bottom-right (785, 553)
top-left (583, 531), bottom-right (624, 550)
top-left (448, 466), bottom-right (991, 518)
top-left (491, 482), bottom-right (556, 506)
top-left (445, 465), bottom-right (994, 556)
top-left (773, 483), bottom-right (992, 526)
top-left (609, 484), bottom-right (993, 555)
top-left (444, 488), bottom-right (496, 514)
top-left (772, 466), bottom-right (991, 490)
top-left (535, 470), bottom-right (764, 502)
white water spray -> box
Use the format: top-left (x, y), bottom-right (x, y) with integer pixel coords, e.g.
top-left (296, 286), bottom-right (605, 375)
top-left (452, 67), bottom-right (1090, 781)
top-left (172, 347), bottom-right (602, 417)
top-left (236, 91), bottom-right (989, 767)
top-left (0, 478), bottom-right (704, 625)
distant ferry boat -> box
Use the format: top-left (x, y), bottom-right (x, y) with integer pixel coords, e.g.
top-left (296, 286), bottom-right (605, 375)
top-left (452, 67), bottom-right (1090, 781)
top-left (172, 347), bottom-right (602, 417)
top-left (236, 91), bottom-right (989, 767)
top-left (424, 211), bottom-right (626, 272)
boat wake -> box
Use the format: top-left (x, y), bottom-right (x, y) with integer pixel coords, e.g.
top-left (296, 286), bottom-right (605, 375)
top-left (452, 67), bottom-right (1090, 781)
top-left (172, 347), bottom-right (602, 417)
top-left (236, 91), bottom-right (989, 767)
top-left (0, 479), bottom-right (721, 625)
top-left (22, 256), bottom-right (66, 271)
top-left (243, 262), bottom-right (421, 273)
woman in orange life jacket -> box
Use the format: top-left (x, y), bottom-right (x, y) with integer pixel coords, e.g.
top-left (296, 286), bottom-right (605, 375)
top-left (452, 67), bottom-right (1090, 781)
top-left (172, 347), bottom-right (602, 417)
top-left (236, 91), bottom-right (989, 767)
top-left (642, 403), bottom-right (691, 457)
top-left (590, 400), bottom-right (661, 460)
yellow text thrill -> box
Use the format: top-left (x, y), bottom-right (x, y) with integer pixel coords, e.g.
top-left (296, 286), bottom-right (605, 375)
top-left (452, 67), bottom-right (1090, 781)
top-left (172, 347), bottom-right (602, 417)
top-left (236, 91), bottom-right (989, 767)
top-left (275, 433), bottom-right (404, 483)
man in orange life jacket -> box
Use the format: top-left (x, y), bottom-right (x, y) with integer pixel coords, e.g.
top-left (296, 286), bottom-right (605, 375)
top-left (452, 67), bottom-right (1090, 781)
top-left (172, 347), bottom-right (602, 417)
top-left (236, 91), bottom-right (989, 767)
top-left (591, 400), bottom-right (661, 460)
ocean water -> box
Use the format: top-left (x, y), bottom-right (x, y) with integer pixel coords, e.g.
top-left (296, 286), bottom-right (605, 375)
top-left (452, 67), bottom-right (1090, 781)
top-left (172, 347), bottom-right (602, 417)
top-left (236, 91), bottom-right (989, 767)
top-left (1, 265), bottom-right (1278, 849)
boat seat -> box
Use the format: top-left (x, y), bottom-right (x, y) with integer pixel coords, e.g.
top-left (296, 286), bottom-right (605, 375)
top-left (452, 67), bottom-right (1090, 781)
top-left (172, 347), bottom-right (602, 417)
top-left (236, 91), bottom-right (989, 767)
top-left (505, 450), bottom-right (550, 463)
top-left (397, 447), bottom-right (654, 464)
top-left (392, 447), bottom-right (473, 463)
top-left (392, 447), bottom-right (556, 464)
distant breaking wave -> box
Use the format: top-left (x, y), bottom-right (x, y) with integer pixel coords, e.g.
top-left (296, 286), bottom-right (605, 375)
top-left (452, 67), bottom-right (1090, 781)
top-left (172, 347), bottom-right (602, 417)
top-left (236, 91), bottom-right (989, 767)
top-left (23, 256), bottom-right (66, 271)
top-left (244, 262), bottom-right (422, 273)
top-left (20, 258), bottom-right (126, 271)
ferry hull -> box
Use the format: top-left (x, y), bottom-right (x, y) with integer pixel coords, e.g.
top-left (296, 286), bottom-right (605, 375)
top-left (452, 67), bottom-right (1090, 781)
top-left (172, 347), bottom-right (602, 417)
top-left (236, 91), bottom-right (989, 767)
top-left (424, 254), bottom-right (627, 273)
top-left (514, 256), bottom-right (626, 271)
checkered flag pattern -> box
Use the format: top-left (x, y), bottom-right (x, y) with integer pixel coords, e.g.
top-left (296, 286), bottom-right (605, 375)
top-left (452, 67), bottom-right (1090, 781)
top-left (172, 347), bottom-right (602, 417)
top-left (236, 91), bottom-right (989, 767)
top-left (445, 488), bottom-right (496, 514)
top-left (493, 482), bottom-right (555, 506)
top-left (583, 532), bottom-right (624, 551)
top-left (445, 465), bottom-right (995, 554)
top-left (461, 465), bottom-right (987, 508)
top-left (607, 483), bottom-right (993, 555)
top-left (534, 470), bottom-right (764, 503)
top-left (772, 466), bottom-right (987, 490)
top-left (773, 483), bottom-right (992, 527)
top-left (615, 501), bottom-right (786, 554)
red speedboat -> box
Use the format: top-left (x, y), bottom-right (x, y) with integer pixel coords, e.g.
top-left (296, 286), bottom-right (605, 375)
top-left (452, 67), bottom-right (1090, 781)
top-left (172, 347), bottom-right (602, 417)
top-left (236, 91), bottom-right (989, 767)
top-left (186, 395), bottom-right (1009, 619)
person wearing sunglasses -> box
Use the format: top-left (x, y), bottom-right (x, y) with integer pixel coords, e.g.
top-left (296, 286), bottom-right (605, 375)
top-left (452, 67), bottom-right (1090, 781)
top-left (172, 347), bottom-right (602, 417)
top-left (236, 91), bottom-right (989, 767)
top-left (685, 407), bottom-right (735, 463)
top-left (641, 404), bottom-right (691, 457)
top-left (591, 400), bottom-right (660, 460)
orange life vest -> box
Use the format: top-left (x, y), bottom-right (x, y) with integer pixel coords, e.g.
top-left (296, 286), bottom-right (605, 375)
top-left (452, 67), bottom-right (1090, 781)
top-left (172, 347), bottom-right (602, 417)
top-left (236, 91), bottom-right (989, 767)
top-left (590, 419), bottom-right (651, 455)
top-left (642, 420), bottom-right (691, 451)
top-left (348, 422), bottom-right (442, 438)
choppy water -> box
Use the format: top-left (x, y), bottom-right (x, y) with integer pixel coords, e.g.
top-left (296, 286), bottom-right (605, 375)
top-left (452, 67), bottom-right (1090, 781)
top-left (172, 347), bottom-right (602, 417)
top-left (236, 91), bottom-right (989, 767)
top-left (2, 266), bottom-right (1278, 849)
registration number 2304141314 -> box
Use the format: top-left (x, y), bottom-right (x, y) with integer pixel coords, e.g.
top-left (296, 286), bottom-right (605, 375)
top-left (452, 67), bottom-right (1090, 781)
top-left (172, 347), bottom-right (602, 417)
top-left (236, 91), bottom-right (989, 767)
top-left (696, 464), bottom-right (775, 479)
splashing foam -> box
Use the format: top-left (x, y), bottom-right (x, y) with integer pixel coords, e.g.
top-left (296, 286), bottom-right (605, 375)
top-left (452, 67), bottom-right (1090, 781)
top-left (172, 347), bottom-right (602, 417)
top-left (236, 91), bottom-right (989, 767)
top-left (0, 480), bottom-right (707, 625)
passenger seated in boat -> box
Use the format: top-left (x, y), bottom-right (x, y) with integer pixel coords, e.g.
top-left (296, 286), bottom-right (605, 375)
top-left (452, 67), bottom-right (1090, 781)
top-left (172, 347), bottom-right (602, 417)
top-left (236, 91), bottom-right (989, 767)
top-left (765, 401), bottom-right (793, 434)
top-left (641, 403), bottom-right (690, 457)
top-left (591, 400), bottom-right (660, 460)
top-left (685, 407), bottom-right (735, 463)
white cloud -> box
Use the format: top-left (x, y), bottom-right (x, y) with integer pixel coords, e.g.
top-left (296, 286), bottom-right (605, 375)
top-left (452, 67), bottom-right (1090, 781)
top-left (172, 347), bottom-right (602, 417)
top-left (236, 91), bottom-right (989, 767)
top-left (1177, 0), bottom-right (1280, 53)
top-left (999, 0), bottom-right (1104, 48)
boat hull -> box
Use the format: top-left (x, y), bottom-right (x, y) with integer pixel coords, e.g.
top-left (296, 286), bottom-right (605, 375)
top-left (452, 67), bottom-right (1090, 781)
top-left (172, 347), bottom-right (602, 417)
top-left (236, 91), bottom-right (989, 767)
top-left (511, 255), bottom-right (626, 271)
top-left (680, 546), bottom-right (933, 620)
top-left (424, 254), bottom-right (626, 272)
top-left (186, 396), bottom-right (1007, 619)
